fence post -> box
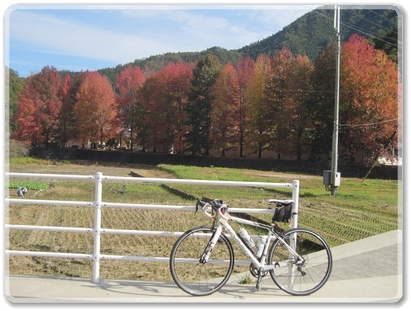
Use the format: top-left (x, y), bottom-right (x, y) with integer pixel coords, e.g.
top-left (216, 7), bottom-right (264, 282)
top-left (291, 180), bottom-right (300, 229)
top-left (92, 172), bottom-right (103, 283)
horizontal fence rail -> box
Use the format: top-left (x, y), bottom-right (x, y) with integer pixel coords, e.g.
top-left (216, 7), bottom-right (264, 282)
top-left (5, 172), bottom-right (300, 283)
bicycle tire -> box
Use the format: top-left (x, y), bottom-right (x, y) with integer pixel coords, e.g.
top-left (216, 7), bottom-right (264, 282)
top-left (169, 226), bottom-right (234, 296)
top-left (268, 228), bottom-right (332, 296)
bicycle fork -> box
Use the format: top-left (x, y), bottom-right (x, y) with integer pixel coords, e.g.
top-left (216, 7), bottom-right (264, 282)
top-left (199, 226), bottom-right (223, 264)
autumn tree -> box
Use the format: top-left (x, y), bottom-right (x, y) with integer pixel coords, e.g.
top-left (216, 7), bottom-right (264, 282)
top-left (185, 54), bottom-right (221, 155)
top-left (138, 62), bottom-right (193, 153)
top-left (74, 71), bottom-right (119, 146)
top-left (13, 66), bottom-right (62, 146)
top-left (67, 71), bottom-right (89, 143)
top-left (57, 74), bottom-right (73, 147)
top-left (308, 42), bottom-right (337, 160)
top-left (245, 54), bottom-right (271, 158)
top-left (116, 64), bottom-right (146, 149)
top-left (265, 48), bottom-right (294, 159)
top-left (284, 54), bottom-right (314, 160)
top-left (210, 62), bottom-right (240, 156)
top-left (339, 34), bottom-right (399, 165)
top-left (153, 62), bottom-right (193, 153)
top-left (235, 57), bottom-right (255, 156)
top-left (139, 74), bottom-right (167, 152)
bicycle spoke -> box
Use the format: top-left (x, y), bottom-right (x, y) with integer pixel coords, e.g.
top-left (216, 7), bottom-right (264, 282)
top-left (268, 228), bottom-right (332, 295)
top-left (170, 227), bottom-right (234, 296)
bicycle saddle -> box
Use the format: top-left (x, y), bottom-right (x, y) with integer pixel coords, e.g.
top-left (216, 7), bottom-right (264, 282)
top-left (268, 199), bottom-right (294, 206)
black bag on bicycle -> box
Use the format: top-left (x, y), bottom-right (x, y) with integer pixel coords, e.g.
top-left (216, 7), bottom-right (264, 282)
top-left (272, 203), bottom-right (293, 223)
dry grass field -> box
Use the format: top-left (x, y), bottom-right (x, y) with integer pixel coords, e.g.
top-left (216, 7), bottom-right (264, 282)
top-left (5, 160), bottom-right (400, 282)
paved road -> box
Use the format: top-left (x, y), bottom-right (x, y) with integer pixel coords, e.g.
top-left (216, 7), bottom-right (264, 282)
top-left (5, 230), bottom-right (403, 304)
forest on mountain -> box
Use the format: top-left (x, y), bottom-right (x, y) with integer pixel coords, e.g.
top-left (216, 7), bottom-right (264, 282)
top-left (7, 6), bottom-right (400, 166)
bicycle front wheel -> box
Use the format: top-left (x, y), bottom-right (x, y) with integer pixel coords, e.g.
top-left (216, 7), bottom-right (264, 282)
top-left (268, 228), bottom-right (332, 296)
top-left (169, 226), bottom-right (234, 296)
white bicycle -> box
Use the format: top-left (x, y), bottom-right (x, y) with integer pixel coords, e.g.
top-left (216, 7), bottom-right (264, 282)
top-left (169, 198), bottom-right (332, 296)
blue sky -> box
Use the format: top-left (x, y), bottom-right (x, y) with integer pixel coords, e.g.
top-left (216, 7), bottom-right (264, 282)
top-left (5, 2), bottom-right (320, 77)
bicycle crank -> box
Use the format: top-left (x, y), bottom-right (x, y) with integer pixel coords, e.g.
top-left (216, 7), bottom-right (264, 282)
top-left (249, 263), bottom-right (268, 278)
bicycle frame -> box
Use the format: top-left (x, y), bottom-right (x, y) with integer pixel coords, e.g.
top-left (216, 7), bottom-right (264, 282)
top-left (202, 203), bottom-right (303, 272)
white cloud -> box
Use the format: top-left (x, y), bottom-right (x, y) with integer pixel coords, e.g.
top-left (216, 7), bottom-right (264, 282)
top-left (8, 10), bottom-right (177, 64)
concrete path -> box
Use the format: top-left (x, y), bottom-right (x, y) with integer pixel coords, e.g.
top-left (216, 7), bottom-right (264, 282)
top-left (5, 230), bottom-right (403, 304)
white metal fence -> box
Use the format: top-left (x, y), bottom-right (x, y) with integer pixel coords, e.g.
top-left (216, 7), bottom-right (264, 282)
top-left (5, 171), bottom-right (300, 283)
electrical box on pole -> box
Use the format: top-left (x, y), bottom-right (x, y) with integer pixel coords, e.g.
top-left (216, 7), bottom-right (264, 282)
top-left (323, 5), bottom-right (341, 195)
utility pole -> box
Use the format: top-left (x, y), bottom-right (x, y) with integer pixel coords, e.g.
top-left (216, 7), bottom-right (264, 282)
top-left (331, 5), bottom-right (341, 195)
top-left (323, 5), bottom-right (341, 195)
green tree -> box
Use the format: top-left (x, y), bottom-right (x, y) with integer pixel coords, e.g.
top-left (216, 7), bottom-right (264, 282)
top-left (285, 55), bottom-right (314, 160)
top-left (307, 42), bottom-right (336, 160)
top-left (185, 54), bottom-right (221, 155)
top-left (6, 67), bottom-right (25, 134)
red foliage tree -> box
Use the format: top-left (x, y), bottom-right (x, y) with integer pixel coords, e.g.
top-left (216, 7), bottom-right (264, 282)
top-left (140, 62), bottom-right (193, 153)
top-left (116, 65), bottom-right (146, 149)
top-left (74, 71), bottom-right (119, 146)
top-left (155, 62), bottom-right (193, 153)
top-left (13, 66), bottom-right (62, 146)
top-left (58, 73), bottom-right (72, 147)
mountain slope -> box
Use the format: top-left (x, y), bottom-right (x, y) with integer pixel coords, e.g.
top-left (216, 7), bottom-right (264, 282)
top-left (239, 5), bottom-right (398, 62)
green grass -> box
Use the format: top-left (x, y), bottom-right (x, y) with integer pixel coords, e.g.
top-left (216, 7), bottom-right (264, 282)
top-left (158, 164), bottom-right (398, 207)
top-left (157, 164), bottom-right (400, 247)
top-left (6, 181), bottom-right (50, 191)
top-left (8, 156), bottom-right (61, 165)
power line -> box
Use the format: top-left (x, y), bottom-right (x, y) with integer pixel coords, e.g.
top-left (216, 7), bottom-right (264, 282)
top-left (339, 20), bottom-right (398, 48)
top-left (344, 8), bottom-right (398, 36)
top-left (340, 118), bottom-right (399, 128)
top-left (309, 7), bottom-right (398, 48)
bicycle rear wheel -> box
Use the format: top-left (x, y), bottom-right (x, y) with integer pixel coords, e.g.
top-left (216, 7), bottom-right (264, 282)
top-left (169, 226), bottom-right (234, 296)
top-left (268, 228), bottom-right (332, 296)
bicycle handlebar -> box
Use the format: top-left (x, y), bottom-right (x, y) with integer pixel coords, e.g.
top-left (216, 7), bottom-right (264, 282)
top-left (196, 198), bottom-right (229, 220)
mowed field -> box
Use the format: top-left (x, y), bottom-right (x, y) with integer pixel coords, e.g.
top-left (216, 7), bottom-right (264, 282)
top-left (5, 160), bottom-right (400, 282)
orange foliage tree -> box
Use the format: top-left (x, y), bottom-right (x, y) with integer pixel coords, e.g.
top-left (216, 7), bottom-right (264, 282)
top-left (265, 48), bottom-right (295, 159)
top-left (339, 34), bottom-right (399, 164)
top-left (210, 62), bottom-right (240, 156)
top-left (244, 54), bottom-right (271, 158)
top-left (235, 57), bottom-right (255, 156)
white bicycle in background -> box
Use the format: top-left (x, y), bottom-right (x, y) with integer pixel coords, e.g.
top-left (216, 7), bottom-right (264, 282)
top-left (169, 198), bottom-right (332, 296)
